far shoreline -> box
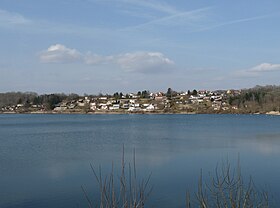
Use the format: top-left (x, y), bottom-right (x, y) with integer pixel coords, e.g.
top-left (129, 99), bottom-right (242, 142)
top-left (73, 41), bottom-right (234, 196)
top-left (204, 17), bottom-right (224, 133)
top-left (1, 111), bottom-right (280, 116)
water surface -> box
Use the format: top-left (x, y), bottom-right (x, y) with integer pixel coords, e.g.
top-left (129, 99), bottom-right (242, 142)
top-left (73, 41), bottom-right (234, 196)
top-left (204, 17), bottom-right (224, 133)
top-left (0, 114), bottom-right (279, 207)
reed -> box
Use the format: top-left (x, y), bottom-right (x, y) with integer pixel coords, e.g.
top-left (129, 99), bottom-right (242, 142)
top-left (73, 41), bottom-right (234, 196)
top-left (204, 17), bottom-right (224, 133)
top-left (82, 147), bottom-right (152, 208)
top-left (83, 151), bottom-right (270, 208)
top-left (187, 160), bottom-right (269, 208)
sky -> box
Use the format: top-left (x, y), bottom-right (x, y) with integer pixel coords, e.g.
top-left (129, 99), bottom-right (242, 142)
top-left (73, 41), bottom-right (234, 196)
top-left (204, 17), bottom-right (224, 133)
top-left (1, 0), bottom-right (280, 94)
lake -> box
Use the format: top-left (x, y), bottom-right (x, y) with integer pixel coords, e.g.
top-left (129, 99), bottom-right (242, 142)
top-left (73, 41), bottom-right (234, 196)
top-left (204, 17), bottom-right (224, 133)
top-left (0, 114), bottom-right (280, 207)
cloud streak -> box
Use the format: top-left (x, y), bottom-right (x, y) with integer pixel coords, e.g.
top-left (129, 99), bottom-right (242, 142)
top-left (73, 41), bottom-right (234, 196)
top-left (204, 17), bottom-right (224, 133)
top-left (119, 6), bottom-right (273, 33)
top-left (1, 6), bottom-right (274, 43)
top-left (0, 9), bottom-right (30, 26)
top-left (119, 0), bottom-right (178, 14)
top-left (91, 0), bottom-right (178, 15)
top-left (90, 0), bottom-right (212, 31)
top-left (193, 14), bottom-right (274, 33)
top-left (0, 9), bottom-right (114, 40)
top-left (126, 7), bottom-right (211, 30)
top-left (249, 63), bottom-right (280, 72)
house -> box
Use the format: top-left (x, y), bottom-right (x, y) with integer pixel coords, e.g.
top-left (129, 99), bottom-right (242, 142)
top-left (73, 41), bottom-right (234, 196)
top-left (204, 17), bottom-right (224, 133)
top-left (210, 96), bottom-right (222, 102)
top-left (109, 104), bottom-right (120, 110)
top-left (84, 97), bottom-right (90, 103)
top-left (155, 96), bottom-right (164, 101)
top-left (68, 103), bottom-right (76, 109)
top-left (129, 93), bottom-right (139, 99)
top-left (99, 97), bottom-right (108, 101)
top-left (232, 106), bottom-right (238, 110)
top-left (77, 102), bottom-right (85, 107)
top-left (129, 99), bottom-right (136, 104)
top-left (146, 104), bottom-right (155, 111)
top-left (54, 106), bottom-right (67, 111)
top-left (128, 106), bottom-right (142, 112)
top-left (99, 103), bottom-right (108, 110)
top-left (90, 103), bottom-right (97, 110)
top-left (122, 103), bottom-right (129, 109)
top-left (142, 103), bottom-right (150, 108)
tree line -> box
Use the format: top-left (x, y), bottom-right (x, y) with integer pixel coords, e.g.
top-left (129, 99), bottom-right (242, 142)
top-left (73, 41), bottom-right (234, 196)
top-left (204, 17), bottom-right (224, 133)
top-left (229, 85), bottom-right (280, 113)
top-left (0, 92), bottom-right (70, 110)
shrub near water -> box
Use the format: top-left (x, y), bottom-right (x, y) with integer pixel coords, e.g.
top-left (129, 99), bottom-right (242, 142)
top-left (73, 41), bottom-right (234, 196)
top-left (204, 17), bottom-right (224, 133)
top-left (82, 149), bottom-right (152, 208)
top-left (187, 161), bottom-right (269, 208)
top-left (83, 152), bottom-right (269, 208)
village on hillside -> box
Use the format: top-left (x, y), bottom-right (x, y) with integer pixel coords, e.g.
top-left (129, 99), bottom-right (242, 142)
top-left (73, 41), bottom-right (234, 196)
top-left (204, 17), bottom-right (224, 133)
top-left (0, 89), bottom-right (242, 114)
top-left (1, 85), bottom-right (280, 115)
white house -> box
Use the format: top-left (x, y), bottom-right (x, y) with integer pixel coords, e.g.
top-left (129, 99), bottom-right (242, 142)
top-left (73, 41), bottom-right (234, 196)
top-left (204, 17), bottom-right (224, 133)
top-left (146, 104), bottom-right (155, 111)
top-left (128, 106), bottom-right (141, 112)
top-left (99, 103), bottom-right (108, 110)
top-left (90, 103), bottom-right (97, 110)
top-left (109, 104), bottom-right (120, 110)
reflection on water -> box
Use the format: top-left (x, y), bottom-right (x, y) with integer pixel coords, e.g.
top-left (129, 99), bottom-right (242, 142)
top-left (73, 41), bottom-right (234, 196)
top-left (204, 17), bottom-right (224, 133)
top-left (0, 114), bottom-right (280, 207)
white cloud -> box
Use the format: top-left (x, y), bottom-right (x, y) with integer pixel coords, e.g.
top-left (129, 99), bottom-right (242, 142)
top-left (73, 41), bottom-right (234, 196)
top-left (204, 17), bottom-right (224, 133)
top-left (40, 44), bottom-right (82, 63)
top-left (85, 51), bottom-right (174, 73)
top-left (116, 52), bottom-right (174, 73)
top-left (0, 9), bottom-right (30, 25)
top-left (231, 62), bottom-right (280, 79)
top-left (40, 44), bottom-right (174, 73)
top-left (249, 63), bottom-right (280, 72)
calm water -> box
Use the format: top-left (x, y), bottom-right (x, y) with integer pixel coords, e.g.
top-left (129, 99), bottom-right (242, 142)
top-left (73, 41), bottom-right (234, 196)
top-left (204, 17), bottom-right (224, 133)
top-left (0, 114), bottom-right (280, 207)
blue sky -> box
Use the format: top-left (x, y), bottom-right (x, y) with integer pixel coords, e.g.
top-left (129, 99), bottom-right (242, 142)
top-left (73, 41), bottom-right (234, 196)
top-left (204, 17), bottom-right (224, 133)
top-left (1, 0), bottom-right (280, 94)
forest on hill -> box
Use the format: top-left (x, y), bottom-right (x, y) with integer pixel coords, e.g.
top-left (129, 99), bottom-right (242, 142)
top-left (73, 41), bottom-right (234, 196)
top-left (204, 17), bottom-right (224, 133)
top-left (228, 85), bottom-right (280, 113)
